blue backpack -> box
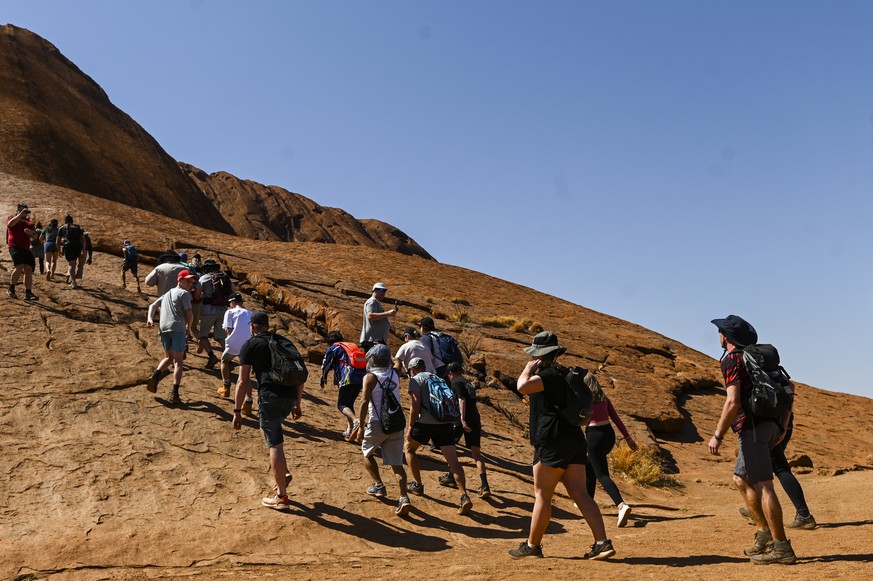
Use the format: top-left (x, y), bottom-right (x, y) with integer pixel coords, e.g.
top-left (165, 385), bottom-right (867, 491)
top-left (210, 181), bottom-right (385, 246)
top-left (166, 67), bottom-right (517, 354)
top-left (429, 331), bottom-right (463, 366)
top-left (123, 244), bottom-right (138, 262)
top-left (423, 372), bottom-right (461, 422)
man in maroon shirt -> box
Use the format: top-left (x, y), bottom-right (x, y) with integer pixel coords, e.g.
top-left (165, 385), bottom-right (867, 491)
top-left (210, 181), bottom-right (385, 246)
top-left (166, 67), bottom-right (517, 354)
top-left (707, 315), bottom-right (796, 565)
top-left (6, 204), bottom-right (38, 300)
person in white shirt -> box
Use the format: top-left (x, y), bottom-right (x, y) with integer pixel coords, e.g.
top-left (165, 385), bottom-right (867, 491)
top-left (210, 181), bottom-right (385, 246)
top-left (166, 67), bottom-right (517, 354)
top-left (393, 327), bottom-right (438, 376)
top-left (218, 292), bottom-right (252, 406)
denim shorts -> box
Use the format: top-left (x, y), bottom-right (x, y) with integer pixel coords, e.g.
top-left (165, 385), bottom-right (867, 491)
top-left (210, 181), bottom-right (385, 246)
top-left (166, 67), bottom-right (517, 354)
top-left (160, 331), bottom-right (187, 352)
top-left (259, 389), bottom-right (297, 448)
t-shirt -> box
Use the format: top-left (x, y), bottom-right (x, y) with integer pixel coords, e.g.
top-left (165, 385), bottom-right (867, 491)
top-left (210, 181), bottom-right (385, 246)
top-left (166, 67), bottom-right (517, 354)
top-left (30, 229), bottom-right (43, 249)
top-left (239, 332), bottom-right (292, 396)
top-left (360, 296), bottom-right (389, 344)
top-left (153, 286), bottom-right (192, 334)
top-left (145, 263), bottom-right (187, 298)
top-left (222, 306), bottom-right (252, 356)
top-left (528, 365), bottom-right (582, 446)
top-left (409, 372), bottom-right (448, 425)
top-left (394, 340), bottom-right (437, 374)
top-left (6, 216), bottom-right (34, 249)
top-left (452, 377), bottom-right (480, 426)
top-left (44, 226), bottom-right (59, 245)
top-left (368, 368), bottom-right (401, 421)
top-left (721, 350), bottom-right (753, 433)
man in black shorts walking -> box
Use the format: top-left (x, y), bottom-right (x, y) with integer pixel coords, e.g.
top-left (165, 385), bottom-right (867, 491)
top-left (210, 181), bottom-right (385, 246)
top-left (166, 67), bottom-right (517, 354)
top-left (6, 204), bottom-right (38, 300)
top-left (708, 315), bottom-right (797, 565)
top-left (404, 358), bottom-right (473, 515)
top-left (58, 215), bottom-right (86, 289)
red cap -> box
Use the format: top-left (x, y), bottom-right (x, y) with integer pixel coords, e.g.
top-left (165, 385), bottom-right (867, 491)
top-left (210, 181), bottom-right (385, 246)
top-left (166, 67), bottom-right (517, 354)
top-left (177, 269), bottom-right (197, 280)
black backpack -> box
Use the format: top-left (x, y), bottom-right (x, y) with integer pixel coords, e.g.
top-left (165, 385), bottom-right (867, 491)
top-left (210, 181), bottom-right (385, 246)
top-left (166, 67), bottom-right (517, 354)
top-left (554, 365), bottom-right (593, 427)
top-left (64, 224), bottom-right (83, 244)
top-left (742, 344), bottom-right (794, 422)
top-left (377, 372), bottom-right (406, 434)
top-left (260, 333), bottom-right (309, 389)
top-left (202, 271), bottom-right (233, 307)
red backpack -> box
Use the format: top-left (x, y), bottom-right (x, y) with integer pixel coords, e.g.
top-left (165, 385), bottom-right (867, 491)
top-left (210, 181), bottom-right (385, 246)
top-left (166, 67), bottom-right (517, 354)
top-left (337, 342), bottom-right (367, 369)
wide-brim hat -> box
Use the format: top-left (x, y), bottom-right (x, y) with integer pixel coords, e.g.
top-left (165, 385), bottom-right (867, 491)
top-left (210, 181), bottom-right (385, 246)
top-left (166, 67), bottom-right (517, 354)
top-left (523, 331), bottom-right (567, 358)
top-left (711, 315), bottom-right (758, 348)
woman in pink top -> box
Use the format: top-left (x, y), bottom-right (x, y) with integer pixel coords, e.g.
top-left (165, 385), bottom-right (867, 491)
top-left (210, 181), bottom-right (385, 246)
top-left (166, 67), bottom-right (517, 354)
top-left (585, 373), bottom-right (637, 527)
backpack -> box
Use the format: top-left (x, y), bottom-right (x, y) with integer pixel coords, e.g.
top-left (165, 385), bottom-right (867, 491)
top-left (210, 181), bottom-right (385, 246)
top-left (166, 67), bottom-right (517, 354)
top-left (64, 224), bottom-right (83, 244)
top-left (422, 372), bottom-right (461, 422)
top-left (742, 344), bottom-right (794, 422)
top-left (202, 271), bottom-right (233, 307)
top-left (554, 365), bottom-right (594, 426)
top-left (337, 342), bottom-right (368, 369)
top-left (377, 373), bottom-right (406, 434)
top-left (123, 245), bottom-right (138, 262)
top-left (259, 333), bottom-right (309, 389)
top-left (429, 331), bottom-right (463, 366)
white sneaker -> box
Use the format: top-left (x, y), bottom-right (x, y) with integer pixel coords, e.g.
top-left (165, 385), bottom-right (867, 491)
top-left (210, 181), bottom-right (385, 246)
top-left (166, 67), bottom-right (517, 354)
top-left (617, 503), bottom-right (632, 527)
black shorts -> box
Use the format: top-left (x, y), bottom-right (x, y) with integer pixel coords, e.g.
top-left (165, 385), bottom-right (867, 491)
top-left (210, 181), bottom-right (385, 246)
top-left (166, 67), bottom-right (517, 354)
top-left (410, 422), bottom-right (455, 448)
top-left (533, 433), bottom-right (588, 469)
top-left (63, 243), bottom-right (83, 263)
top-left (457, 418), bottom-right (482, 449)
top-left (9, 247), bottom-right (36, 270)
top-left (122, 260), bottom-right (138, 275)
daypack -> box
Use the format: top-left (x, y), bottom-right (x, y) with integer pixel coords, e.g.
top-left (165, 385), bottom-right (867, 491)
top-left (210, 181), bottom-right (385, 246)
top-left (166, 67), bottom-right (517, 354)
top-left (428, 331), bottom-right (464, 366)
top-left (260, 333), bottom-right (309, 389)
top-left (423, 372), bottom-right (461, 422)
top-left (123, 245), bottom-right (138, 262)
top-left (64, 224), bottom-right (83, 244)
top-left (202, 271), bottom-right (233, 307)
top-left (377, 373), bottom-right (406, 434)
top-left (554, 365), bottom-right (594, 426)
top-left (742, 344), bottom-right (794, 422)
top-left (337, 342), bottom-right (368, 369)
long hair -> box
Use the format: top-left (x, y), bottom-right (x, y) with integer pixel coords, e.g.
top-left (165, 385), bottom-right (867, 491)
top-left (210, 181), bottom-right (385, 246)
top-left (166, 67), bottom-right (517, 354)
top-left (585, 372), bottom-right (606, 404)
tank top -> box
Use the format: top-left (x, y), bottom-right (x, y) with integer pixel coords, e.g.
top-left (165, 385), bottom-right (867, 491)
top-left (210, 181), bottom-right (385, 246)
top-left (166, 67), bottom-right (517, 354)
top-left (368, 368), bottom-right (400, 421)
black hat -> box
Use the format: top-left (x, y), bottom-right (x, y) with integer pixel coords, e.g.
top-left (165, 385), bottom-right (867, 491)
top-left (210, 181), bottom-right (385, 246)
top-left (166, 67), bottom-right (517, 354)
top-left (227, 292), bottom-right (243, 303)
top-left (403, 326), bottom-right (418, 338)
top-left (711, 315), bottom-right (758, 348)
top-left (417, 316), bottom-right (435, 329)
top-left (251, 311), bottom-right (269, 326)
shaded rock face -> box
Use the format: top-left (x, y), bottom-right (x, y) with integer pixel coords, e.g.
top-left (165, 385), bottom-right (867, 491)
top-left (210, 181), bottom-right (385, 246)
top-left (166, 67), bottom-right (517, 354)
top-left (0, 25), bottom-right (234, 234)
top-left (181, 164), bottom-right (434, 260)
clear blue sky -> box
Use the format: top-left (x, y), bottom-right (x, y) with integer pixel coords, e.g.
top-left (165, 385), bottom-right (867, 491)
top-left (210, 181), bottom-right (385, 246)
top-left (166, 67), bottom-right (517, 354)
top-left (5, 1), bottom-right (872, 398)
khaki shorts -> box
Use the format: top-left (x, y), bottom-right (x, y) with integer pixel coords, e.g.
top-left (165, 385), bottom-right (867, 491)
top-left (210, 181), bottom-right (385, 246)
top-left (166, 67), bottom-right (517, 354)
top-left (361, 418), bottom-right (405, 466)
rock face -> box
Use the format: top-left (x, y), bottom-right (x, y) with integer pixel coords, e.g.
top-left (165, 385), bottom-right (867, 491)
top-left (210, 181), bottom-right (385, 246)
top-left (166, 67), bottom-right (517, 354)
top-left (181, 164), bottom-right (433, 259)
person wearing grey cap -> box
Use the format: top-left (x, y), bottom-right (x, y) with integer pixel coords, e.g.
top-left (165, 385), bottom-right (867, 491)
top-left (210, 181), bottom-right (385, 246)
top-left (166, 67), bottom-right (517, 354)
top-left (359, 282), bottom-right (397, 352)
top-left (708, 315), bottom-right (797, 565)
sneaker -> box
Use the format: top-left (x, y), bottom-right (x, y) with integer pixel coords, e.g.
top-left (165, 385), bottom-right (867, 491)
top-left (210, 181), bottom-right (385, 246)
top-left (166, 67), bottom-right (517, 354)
top-left (438, 471), bottom-right (458, 488)
top-left (395, 495), bottom-right (412, 517)
top-left (584, 539), bottom-right (616, 560)
top-left (744, 530), bottom-right (773, 556)
top-left (739, 506), bottom-right (755, 525)
top-left (786, 513), bottom-right (817, 530)
top-left (478, 484), bottom-right (492, 499)
top-left (751, 539), bottom-right (797, 565)
top-left (407, 481), bottom-right (425, 497)
top-left (617, 503), bottom-right (632, 527)
top-left (6, 286), bottom-right (16, 299)
top-left (261, 494), bottom-right (292, 509)
top-left (242, 398), bottom-right (253, 415)
top-left (217, 384), bottom-right (230, 398)
top-left (508, 541), bottom-right (543, 559)
top-left (24, 290), bottom-right (38, 301)
top-left (458, 493), bottom-right (473, 515)
top-left (206, 353), bottom-right (219, 369)
top-left (367, 483), bottom-right (387, 497)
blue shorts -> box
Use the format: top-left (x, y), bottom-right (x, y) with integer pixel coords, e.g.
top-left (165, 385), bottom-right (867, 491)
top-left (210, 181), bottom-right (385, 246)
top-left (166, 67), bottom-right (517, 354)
top-left (44, 241), bottom-right (58, 253)
top-left (160, 331), bottom-right (187, 352)
top-left (259, 389), bottom-right (297, 448)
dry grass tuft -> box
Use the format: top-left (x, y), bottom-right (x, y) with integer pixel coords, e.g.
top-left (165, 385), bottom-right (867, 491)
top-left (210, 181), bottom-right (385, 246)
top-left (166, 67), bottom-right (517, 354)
top-left (481, 315), bottom-right (517, 328)
top-left (610, 442), bottom-right (678, 488)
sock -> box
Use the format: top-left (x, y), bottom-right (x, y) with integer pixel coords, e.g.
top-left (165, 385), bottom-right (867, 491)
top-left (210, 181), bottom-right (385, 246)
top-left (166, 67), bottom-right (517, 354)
top-left (224, 381), bottom-right (231, 388)
top-left (480, 473), bottom-right (488, 487)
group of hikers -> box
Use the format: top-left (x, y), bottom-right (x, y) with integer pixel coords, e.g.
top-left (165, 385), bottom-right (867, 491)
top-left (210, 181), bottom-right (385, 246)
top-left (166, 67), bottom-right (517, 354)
top-left (6, 205), bottom-right (815, 564)
top-left (6, 204), bottom-right (93, 298)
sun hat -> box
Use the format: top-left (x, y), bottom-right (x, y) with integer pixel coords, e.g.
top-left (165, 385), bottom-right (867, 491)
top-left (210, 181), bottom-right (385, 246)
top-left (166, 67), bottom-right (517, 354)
top-left (711, 315), bottom-right (758, 348)
top-left (523, 331), bottom-right (567, 358)
top-left (372, 282), bottom-right (388, 291)
top-left (366, 344), bottom-right (391, 368)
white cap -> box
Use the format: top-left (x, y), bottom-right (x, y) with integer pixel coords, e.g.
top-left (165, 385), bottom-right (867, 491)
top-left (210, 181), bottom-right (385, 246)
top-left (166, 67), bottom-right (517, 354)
top-left (372, 282), bottom-right (388, 291)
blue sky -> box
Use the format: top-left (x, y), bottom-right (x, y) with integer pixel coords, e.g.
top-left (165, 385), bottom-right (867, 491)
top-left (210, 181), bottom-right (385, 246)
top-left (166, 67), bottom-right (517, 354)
top-left (4, 1), bottom-right (872, 398)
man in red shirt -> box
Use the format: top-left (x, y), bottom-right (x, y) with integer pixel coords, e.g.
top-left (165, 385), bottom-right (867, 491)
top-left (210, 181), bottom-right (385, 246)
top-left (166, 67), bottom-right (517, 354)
top-left (6, 204), bottom-right (38, 300)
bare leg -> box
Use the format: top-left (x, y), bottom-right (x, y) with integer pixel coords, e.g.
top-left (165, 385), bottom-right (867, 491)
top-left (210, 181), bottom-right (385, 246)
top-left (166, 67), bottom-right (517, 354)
top-left (172, 351), bottom-right (185, 385)
top-left (404, 439), bottom-right (423, 484)
top-left (363, 453), bottom-right (382, 484)
top-left (735, 473), bottom-right (768, 531)
top-left (563, 463), bottom-right (608, 542)
top-left (755, 480), bottom-right (786, 541)
top-left (391, 464), bottom-right (408, 495)
top-left (440, 444), bottom-right (468, 495)
top-left (527, 462), bottom-right (563, 546)
top-left (269, 444), bottom-right (289, 496)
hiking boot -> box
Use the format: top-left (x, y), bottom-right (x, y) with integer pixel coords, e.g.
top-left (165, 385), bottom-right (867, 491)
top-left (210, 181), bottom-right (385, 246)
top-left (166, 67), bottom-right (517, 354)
top-left (438, 471), bottom-right (458, 488)
top-left (24, 289), bottom-right (38, 301)
top-left (508, 541), bottom-right (543, 559)
top-left (407, 481), bottom-right (425, 497)
top-left (146, 372), bottom-right (160, 393)
top-left (206, 353), bottom-right (219, 369)
top-left (584, 539), bottom-right (616, 560)
top-left (217, 384), bottom-right (230, 398)
top-left (395, 495), bottom-right (412, 517)
top-left (617, 503), bottom-right (632, 527)
top-left (739, 506), bottom-right (755, 525)
top-left (744, 530), bottom-right (773, 556)
top-left (170, 388), bottom-right (182, 405)
top-left (261, 494), bottom-right (292, 509)
top-left (7, 286), bottom-right (16, 299)
top-left (786, 513), bottom-right (817, 530)
top-left (367, 483), bottom-right (387, 497)
top-left (478, 484), bottom-right (492, 499)
top-left (458, 493), bottom-right (473, 515)
top-left (751, 539), bottom-right (797, 565)
top-left (242, 398), bottom-right (253, 415)
top-left (197, 343), bottom-right (205, 354)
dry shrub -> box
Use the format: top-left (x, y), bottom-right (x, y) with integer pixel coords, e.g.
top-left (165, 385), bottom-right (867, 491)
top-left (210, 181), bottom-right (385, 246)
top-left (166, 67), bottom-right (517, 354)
top-left (511, 321), bottom-right (527, 333)
top-left (449, 303), bottom-right (471, 323)
top-left (609, 442), bottom-right (677, 487)
top-left (458, 330), bottom-right (483, 361)
top-left (451, 298), bottom-right (471, 306)
top-left (431, 308), bottom-right (448, 320)
top-left (529, 321), bottom-right (544, 333)
top-left (481, 315), bottom-right (516, 328)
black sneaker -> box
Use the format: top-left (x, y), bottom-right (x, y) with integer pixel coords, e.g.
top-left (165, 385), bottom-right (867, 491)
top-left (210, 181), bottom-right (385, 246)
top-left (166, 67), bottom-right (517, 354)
top-left (407, 481), bottom-right (425, 496)
top-left (24, 290), bottom-right (38, 301)
top-left (508, 541), bottom-right (543, 559)
top-left (584, 539), bottom-right (616, 560)
top-left (478, 484), bottom-right (492, 499)
top-left (206, 353), bottom-right (219, 369)
top-left (170, 388), bottom-right (182, 404)
top-left (458, 493), bottom-right (473, 515)
top-left (438, 471), bottom-right (458, 488)
top-left (7, 286), bottom-right (17, 299)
